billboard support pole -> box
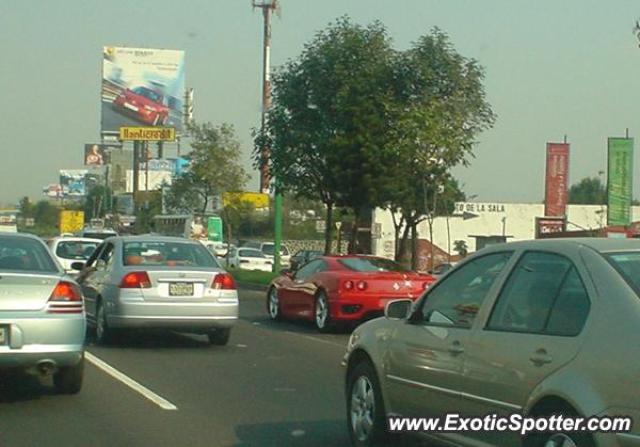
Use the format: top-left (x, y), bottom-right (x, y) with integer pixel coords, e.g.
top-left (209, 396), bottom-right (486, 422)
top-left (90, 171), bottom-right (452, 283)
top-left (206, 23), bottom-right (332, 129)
top-left (133, 141), bottom-right (140, 214)
top-left (158, 141), bottom-right (163, 159)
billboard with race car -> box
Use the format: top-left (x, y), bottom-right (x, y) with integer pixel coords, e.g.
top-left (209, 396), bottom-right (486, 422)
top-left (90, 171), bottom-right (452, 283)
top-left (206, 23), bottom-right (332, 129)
top-left (101, 47), bottom-right (185, 134)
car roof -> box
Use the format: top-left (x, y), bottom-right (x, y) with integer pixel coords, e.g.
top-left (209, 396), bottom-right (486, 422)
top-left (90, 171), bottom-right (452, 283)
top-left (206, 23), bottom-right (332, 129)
top-left (50, 237), bottom-right (103, 244)
top-left (0, 232), bottom-right (43, 241)
top-left (481, 238), bottom-right (640, 254)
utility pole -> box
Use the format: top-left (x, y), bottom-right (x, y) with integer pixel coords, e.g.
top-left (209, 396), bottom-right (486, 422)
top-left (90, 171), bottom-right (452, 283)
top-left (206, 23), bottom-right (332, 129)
top-left (253, 0), bottom-right (282, 272)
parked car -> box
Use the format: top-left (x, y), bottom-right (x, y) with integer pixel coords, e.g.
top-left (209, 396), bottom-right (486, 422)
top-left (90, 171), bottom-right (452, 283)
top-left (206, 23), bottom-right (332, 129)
top-left (259, 242), bottom-right (292, 267)
top-left (74, 236), bottom-right (238, 345)
top-left (290, 249), bottom-right (323, 271)
top-left (48, 237), bottom-right (102, 275)
top-left (267, 255), bottom-right (436, 332)
top-left (227, 247), bottom-right (273, 272)
top-left (343, 238), bottom-right (640, 447)
top-left (200, 240), bottom-right (236, 258)
top-left (0, 233), bottom-right (85, 394)
top-left (112, 85), bottom-right (170, 126)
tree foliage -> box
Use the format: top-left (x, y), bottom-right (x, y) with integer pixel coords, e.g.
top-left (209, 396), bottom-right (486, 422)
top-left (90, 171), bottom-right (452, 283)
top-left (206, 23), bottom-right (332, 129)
top-left (166, 122), bottom-right (248, 214)
top-left (568, 176), bottom-right (606, 205)
top-left (260, 17), bottom-right (494, 261)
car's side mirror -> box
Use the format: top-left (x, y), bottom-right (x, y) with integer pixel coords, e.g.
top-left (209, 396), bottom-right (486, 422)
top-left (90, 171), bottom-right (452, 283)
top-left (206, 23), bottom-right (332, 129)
top-left (385, 299), bottom-right (413, 320)
top-left (70, 261), bottom-right (85, 271)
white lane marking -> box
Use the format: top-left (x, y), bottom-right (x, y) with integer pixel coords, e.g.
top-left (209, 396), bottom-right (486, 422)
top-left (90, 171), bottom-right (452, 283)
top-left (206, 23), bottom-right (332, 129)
top-left (284, 331), bottom-right (346, 348)
top-left (291, 429), bottom-right (306, 437)
top-left (86, 352), bottom-right (178, 411)
top-left (236, 344), bottom-right (248, 348)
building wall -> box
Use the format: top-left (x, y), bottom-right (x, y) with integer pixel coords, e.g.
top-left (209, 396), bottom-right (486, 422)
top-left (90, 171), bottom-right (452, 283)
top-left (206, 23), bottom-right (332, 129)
top-left (372, 203), bottom-right (640, 260)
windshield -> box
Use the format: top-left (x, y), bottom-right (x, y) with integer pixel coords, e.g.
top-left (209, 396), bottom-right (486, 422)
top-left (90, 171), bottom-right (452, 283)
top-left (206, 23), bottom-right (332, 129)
top-left (131, 86), bottom-right (163, 103)
top-left (261, 244), bottom-right (289, 256)
top-left (606, 252), bottom-right (640, 295)
top-left (123, 241), bottom-right (220, 268)
top-left (56, 240), bottom-right (99, 260)
top-left (0, 236), bottom-right (58, 273)
top-left (239, 249), bottom-right (266, 258)
top-left (339, 257), bottom-right (407, 272)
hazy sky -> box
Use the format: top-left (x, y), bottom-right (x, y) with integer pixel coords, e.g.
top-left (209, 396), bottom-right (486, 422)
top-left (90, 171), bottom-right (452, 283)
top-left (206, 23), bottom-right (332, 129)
top-left (1, 0), bottom-right (640, 205)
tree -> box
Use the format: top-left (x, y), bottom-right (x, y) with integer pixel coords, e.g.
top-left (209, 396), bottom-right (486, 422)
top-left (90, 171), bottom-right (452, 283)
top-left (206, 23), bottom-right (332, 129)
top-left (255, 17), bottom-right (395, 254)
top-left (568, 176), bottom-right (606, 205)
top-left (166, 122), bottom-right (248, 214)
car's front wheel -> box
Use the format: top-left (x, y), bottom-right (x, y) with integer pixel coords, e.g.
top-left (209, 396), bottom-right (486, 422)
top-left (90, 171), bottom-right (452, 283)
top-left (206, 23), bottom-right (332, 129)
top-left (347, 361), bottom-right (388, 447)
top-left (524, 411), bottom-right (595, 447)
top-left (53, 356), bottom-right (84, 394)
top-left (208, 328), bottom-right (231, 346)
top-left (95, 301), bottom-right (115, 345)
top-left (267, 287), bottom-right (282, 321)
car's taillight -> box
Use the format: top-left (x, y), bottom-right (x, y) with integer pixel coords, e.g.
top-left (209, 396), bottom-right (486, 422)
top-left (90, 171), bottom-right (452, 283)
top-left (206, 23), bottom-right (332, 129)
top-left (212, 273), bottom-right (236, 290)
top-left (343, 280), bottom-right (354, 291)
top-left (356, 280), bottom-right (368, 291)
top-left (47, 281), bottom-right (83, 314)
top-left (119, 272), bottom-right (152, 288)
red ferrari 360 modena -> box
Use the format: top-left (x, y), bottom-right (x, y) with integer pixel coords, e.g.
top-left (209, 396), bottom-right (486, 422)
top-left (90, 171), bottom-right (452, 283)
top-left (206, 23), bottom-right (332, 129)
top-left (112, 86), bottom-right (170, 126)
top-left (266, 255), bottom-right (436, 332)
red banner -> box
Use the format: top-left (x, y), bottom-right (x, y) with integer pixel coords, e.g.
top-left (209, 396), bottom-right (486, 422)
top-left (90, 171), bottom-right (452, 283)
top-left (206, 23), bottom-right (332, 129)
top-left (544, 143), bottom-right (570, 217)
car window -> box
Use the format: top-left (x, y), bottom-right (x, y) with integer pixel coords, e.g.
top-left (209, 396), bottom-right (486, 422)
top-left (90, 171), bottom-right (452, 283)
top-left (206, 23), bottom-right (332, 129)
top-left (239, 248), bottom-right (266, 258)
top-left (545, 268), bottom-right (590, 336)
top-left (606, 251), bottom-right (640, 297)
top-left (487, 251), bottom-right (583, 335)
top-left (123, 241), bottom-right (220, 267)
top-left (339, 257), bottom-right (407, 272)
top-left (417, 252), bottom-right (513, 328)
top-left (97, 243), bottom-right (115, 270)
top-left (56, 240), bottom-right (100, 260)
top-left (294, 259), bottom-right (325, 281)
top-left (0, 236), bottom-right (58, 273)
top-left (85, 242), bottom-right (104, 268)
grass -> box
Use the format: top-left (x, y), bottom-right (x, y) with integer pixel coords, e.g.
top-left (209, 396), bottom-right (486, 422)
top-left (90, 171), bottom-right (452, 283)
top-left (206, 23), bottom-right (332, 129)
top-left (227, 268), bottom-right (278, 286)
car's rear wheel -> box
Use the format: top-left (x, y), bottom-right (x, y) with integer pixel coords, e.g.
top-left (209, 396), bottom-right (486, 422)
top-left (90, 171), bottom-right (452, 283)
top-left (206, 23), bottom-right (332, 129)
top-left (347, 361), bottom-right (388, 447)
top-left (315, 291), bottom-right (332, 333)
top-left (95, 301), bottom-right (115, 345)
top-left (267, 287), bottom-right (282, 321)
top-left (53, 356), bottom-right (84, 395)
top-left (524, 411), bottom-right (595, 447)
top-left (208, 328), bottom-right (230, 346)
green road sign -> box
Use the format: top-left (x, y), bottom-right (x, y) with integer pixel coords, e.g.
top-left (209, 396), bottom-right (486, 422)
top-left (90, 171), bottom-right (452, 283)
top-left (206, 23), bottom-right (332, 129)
top-left (207, 216), bottom-right (223, 242)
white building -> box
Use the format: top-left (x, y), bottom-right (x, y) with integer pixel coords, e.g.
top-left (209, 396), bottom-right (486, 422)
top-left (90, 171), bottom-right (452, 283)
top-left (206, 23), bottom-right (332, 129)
top-left (372, 202), bottom-right (640, 260)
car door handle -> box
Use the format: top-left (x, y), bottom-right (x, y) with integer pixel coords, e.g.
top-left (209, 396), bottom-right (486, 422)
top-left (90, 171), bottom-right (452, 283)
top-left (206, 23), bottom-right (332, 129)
top-left (529, 349), bottom-right (552, 366)
top-left (448, 341), bottom-right (465, 355)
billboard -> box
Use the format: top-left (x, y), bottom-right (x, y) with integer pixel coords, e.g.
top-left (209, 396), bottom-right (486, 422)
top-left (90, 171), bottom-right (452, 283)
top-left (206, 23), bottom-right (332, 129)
top-left (59, 210), bottom-right (85, 234)
top-left (207, 216), bottom-right (223, 242)
top-left (222, 192), bottom-right (270, 209)
top-left (607, 138), bottom-right (634, 226)
top-left (535, 217), bottom-right (567, 238)
top-left (59, 170), bottom-right (88, 196)
top-left (544, 143), bottom-right (570, 217)
top-left (101, 47), bottom-right (185, 134)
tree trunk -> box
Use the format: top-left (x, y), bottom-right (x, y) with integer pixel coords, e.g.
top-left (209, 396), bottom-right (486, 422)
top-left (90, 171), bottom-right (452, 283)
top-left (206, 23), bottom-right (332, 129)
top-left (390, 210), bottom-right (404, 261)
top-left (348, 208), bottom-right (360, 254)
top-left (324, 202), bottom-right (334, 255)
top-left (410, 223), bottom-right (418, 271)
top-left (396, 216), bottom-right (412, 268)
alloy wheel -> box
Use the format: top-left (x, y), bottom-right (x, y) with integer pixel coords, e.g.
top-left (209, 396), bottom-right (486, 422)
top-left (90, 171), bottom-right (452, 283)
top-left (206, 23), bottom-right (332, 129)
top-left (543, 434), bottom-right (578, 447)
top-left (350, 375), bottom-right (375, 443)
top-left (268, 288), bottom-right (279, 319)
top-left (315, 294), bottom-right (328, 329)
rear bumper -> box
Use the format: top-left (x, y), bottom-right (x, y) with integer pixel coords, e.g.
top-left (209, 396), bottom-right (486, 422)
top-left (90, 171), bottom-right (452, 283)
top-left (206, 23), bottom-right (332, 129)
top-left (107, 300), bottom-right (239, 330)
top-left (0, 314), bottom-right (85, 369)
top-left (329, 294), bottom-right (418, 322)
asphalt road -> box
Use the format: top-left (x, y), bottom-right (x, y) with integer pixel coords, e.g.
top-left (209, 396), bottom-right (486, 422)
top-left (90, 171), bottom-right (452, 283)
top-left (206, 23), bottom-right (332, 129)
top-left (0, 287), bottom-right (354, 447)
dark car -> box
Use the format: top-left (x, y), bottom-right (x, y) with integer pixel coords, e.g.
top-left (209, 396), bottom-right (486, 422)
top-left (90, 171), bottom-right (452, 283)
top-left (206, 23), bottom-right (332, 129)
top-left (290, 249), bottom-right (323, 270)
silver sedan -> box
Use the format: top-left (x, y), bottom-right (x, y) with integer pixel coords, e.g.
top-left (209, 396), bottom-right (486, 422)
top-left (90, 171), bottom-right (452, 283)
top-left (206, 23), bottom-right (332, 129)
top-left (75, 236), bottom-right (239, 345)
top-left (0, 233), bottom-right (85, 394)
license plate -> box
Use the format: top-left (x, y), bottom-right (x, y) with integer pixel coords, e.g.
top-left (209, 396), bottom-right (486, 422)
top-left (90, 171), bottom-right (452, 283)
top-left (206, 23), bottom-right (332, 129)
top-left (0, 326), bottom-right (6, 345)
top-left (169, 282), bottom-right (194, 296)
top-left (124, 103), bottom-right (139, 112)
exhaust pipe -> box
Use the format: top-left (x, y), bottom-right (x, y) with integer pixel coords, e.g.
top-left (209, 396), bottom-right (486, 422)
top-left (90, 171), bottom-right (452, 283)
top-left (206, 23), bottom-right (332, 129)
top-left (36, 360), bottom-right (57, 376)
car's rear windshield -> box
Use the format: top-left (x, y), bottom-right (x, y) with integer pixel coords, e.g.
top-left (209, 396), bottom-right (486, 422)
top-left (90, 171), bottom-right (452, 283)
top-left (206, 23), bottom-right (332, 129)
top-left (82, 232), bottom-right (116, 240)
top-left (56, 241), bottom-right (99, 260)
top-left (0, 236), bottom-right (58, 273)
top-left (606, 251), bottom-right (640, 295)
top-left (240, 248), bottom-right (266, 258)
top-left (338, 257), bottom-right (407, 272)
top-left (262, 244), bottom-right (289, 256)
top-left (123, 241), bottom-right (220, 268)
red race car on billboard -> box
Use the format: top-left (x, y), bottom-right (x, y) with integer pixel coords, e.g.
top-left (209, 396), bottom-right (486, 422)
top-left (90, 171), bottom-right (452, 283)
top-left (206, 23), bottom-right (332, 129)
top-left (266, 255), bottom-right (436, 332)
top-left (112, 86), bottom-right (169, 126)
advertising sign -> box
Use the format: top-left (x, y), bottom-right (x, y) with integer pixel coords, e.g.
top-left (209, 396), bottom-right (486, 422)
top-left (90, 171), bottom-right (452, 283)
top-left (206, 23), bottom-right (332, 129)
top-left (535, 217), bottom-right (567, 238)
top-left (140, 159), bottom-right (176, 172)
top-left (207, 216), bottom-right (223, 242)
top-left (59, 170), bottom-right (88, 196)
top-left (222, 192), bottom-right (270, 209)
top-left (607, 138), bottom-right (634, 226)
top-left (84, 144), bottom-right (119, 166)
top-left (544, 143), bottom-right (570, 217)
top-left (101, 46), bottom-right (185, 134)
top-left (59, 210), bottom-right (85, 234)
top-left (119, 127), bottom-right (176, 141)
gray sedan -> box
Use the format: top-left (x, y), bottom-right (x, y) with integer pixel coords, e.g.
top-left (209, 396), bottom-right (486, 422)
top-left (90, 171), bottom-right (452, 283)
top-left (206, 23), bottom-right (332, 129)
top-left (0, 233), bottom-right (85, 394)
top-left (74, 236), bottom-right (238, 345)
top-left (343, 238), bottom-right (640, 447)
